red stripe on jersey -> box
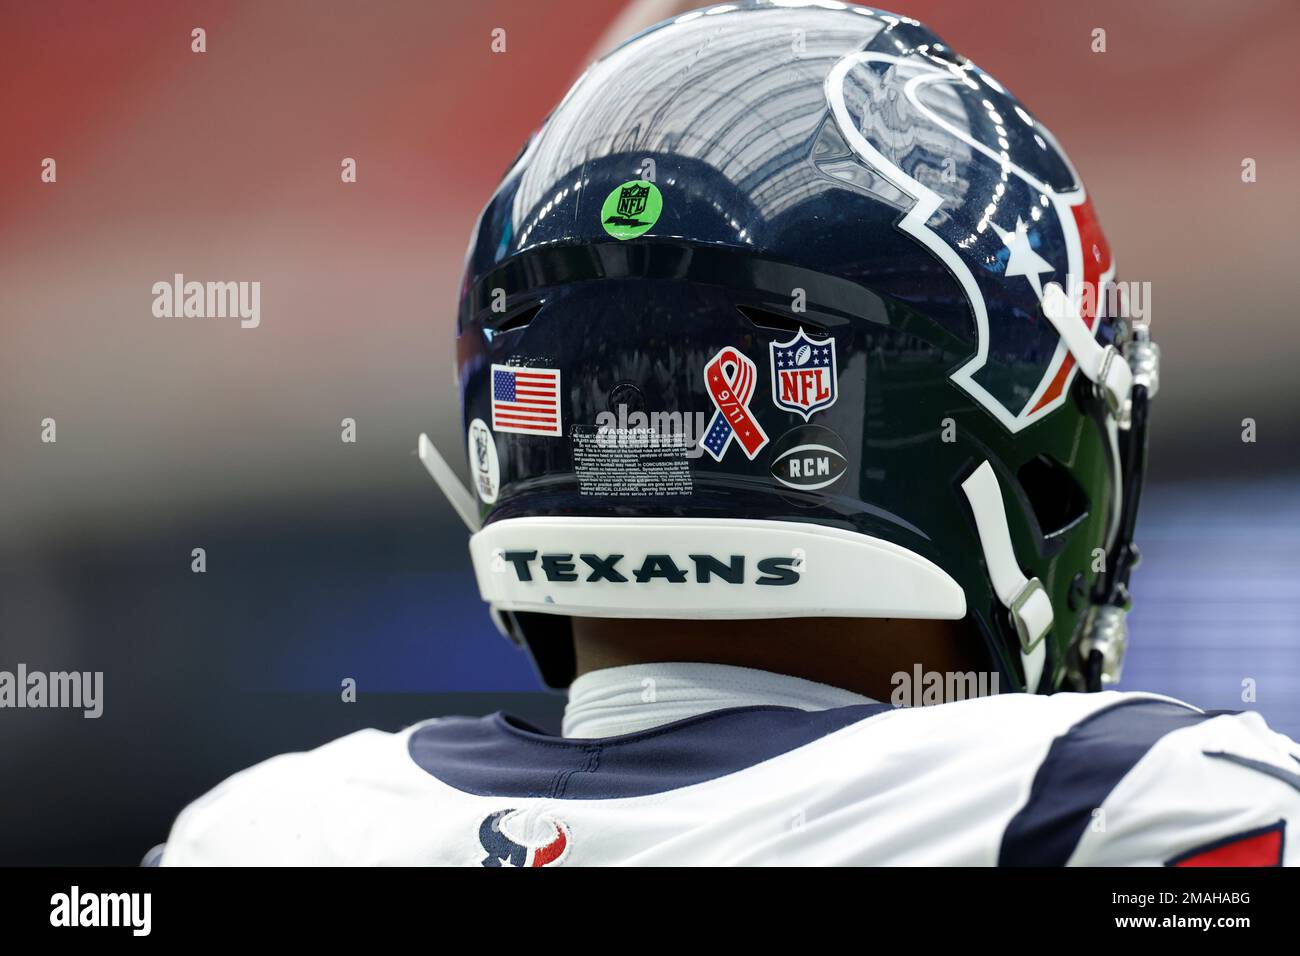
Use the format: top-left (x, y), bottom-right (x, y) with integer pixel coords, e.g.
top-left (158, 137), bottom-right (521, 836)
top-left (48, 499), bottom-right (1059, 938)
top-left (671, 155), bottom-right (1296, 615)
top-left (1169, 821), bottom-right (1285, 867)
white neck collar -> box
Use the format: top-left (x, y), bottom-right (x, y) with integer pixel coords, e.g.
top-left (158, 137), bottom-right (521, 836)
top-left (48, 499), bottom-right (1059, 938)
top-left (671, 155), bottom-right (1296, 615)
top-left (562, 662), bottom-right (874, 739)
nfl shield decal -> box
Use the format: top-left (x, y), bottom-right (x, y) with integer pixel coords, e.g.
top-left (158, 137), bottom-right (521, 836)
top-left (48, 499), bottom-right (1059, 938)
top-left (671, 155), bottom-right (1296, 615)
top-left (600, 179), bottom-right (663, 240)
top-left (769, 330), bottom-right (837, 420)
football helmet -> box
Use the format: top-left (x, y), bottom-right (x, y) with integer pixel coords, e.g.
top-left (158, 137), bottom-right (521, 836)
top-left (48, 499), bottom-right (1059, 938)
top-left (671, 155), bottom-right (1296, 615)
top-left (422, 0), bottom-right (1159, 694)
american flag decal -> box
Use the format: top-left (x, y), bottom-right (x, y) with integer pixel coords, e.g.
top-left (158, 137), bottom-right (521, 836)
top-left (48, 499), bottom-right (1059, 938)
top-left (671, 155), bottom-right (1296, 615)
top-left (491, 364), bottom-right (562, 436)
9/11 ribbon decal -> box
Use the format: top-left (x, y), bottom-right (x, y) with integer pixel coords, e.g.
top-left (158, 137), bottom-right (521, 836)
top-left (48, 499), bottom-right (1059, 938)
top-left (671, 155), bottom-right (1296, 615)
top-left (702, 346), bottom-right (769, 461)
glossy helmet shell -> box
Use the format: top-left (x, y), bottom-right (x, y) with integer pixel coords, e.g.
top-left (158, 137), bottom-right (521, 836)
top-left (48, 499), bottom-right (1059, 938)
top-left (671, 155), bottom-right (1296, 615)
top-left (454, 2), bottom-right (1127, 692)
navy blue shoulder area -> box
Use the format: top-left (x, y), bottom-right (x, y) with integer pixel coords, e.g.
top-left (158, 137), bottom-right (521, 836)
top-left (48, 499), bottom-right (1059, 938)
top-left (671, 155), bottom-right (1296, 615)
top-left (408, 703), bottom-right (892, 799)
top-left (1000, 697), bottom-right (1217, 866)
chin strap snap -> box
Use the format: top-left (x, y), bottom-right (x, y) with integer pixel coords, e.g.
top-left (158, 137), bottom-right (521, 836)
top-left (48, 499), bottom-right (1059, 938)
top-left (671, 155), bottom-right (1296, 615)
top-left (961, 460), bottom-right (1053, 691)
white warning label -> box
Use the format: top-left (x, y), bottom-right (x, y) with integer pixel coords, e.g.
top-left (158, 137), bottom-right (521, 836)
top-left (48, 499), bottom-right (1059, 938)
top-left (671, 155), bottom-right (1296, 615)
top-left (571, 426), bottom-right (694, 497)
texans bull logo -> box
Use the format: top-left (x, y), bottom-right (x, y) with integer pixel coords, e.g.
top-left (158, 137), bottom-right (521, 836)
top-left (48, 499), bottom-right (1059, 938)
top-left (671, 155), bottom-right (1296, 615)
top-left (825, 49), bottom-right (1114, 433)
top-left (478, 809), bottom-right (570, 867)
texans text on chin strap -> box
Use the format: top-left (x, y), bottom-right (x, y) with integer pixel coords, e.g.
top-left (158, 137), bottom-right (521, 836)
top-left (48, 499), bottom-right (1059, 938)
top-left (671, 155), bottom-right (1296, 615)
top-left (417, 282), bottom-right (1158, 695)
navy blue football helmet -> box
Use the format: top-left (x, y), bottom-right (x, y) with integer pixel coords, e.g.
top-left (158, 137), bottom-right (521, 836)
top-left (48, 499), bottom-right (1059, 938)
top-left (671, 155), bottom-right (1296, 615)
top-left (422, 1), bottom-right (1159, 694)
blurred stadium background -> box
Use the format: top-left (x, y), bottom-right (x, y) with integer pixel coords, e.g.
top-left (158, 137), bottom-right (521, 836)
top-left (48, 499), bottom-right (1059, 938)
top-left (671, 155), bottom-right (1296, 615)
top-left (1, 0), bottom-right (1297, 863)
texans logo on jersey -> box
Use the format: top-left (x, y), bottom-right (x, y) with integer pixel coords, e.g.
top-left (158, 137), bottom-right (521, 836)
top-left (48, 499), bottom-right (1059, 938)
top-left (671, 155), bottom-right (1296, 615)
top-left (826, 50), bottom-right (1114, 433)
top-left (478, 809), bottom-right (570, 867)
top-left (770, 329), bottom-right (838, 420)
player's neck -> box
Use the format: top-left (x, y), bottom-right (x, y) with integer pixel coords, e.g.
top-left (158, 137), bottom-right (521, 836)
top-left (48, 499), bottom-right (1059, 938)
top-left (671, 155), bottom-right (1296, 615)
top-left (571, 616), bottom-right (987, 702)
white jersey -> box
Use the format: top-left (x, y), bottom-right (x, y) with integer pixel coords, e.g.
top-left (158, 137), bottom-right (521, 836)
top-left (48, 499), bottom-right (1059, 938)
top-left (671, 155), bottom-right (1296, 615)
top-left (159, 683), bottom-right (1300, 867)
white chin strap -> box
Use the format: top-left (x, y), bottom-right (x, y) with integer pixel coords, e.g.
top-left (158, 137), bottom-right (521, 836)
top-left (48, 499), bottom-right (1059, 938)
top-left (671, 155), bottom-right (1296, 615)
top-left (1042, 282), bottom-right (1133, 419)
top-left (418, 433), bottom-right (481, 533)
top-left (960, 461), bottom-right (1052, 692)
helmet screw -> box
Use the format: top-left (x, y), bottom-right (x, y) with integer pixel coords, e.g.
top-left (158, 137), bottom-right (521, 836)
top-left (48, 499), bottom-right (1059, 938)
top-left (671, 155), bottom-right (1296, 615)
top-left (608, 381), bottom-right (645, 414)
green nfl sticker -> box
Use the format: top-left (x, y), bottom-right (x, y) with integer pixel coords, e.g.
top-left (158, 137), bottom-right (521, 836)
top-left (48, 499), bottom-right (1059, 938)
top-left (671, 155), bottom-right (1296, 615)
top-left (601, 180), bottom-right (662, 239)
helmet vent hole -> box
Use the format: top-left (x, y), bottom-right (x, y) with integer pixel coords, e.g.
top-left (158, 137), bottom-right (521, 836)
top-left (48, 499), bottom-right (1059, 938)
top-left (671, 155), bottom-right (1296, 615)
top-left (737, 306), bottom-right (827, 337)
top-left (1017, 455), bottom-right (1089, 538)
top-left (491, 303), bottom-right (543, 334)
